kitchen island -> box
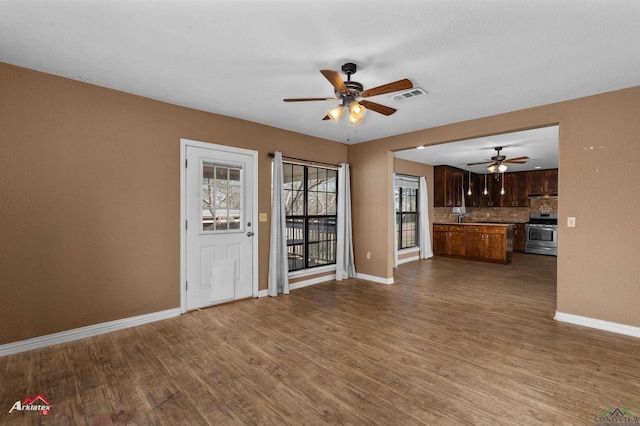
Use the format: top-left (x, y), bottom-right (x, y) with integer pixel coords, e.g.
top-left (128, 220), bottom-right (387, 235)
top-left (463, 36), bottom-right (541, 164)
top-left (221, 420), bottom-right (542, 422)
top-left (433, 223), bottom-right (513, 264)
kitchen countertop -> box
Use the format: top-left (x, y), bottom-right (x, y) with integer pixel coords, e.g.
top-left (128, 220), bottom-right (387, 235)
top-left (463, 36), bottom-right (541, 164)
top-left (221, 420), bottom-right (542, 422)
top-left (461, 222), bottom-right (513, 226)
top-left (434, 222), bottom-right (523, 225)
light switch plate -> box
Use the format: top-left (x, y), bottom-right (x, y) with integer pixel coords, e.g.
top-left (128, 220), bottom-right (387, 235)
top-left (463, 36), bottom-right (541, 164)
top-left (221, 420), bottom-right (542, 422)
top-left (567, 217), bottom-right (576, 227)
top-left (259, 213), bottom-right (268, 222)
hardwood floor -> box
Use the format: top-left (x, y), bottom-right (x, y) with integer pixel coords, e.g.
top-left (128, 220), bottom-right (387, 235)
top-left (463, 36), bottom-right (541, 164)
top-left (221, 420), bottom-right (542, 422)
top-left (1, 253), bottom-right (639, 425)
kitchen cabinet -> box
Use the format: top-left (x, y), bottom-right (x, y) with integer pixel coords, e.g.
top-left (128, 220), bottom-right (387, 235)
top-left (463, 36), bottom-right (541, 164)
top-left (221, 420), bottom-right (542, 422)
top-left (434, 223), bottom-right (513, 264)
top-left (513, 223), bottom-right (525, 251)
top-left (504, 172), bottom-right (528, 207)
top-left (464, 224), bottom-right (513, 264)
top-left (527, 169), bottom-right (558, 195)
top-left (479, 173), bottom-right (502, 207)
top-left (434, 166), bottom-right (463, 207)
top-left (464, 226), bottom-right (486, 259)
top-left (437, 168), bottom-right (558, 207)
top-left (433, 224), bottom-right (465, 257)
top-left (464, 171), bottom-right (480, 207)
top-left (481, 171), bottom-right (532, 207)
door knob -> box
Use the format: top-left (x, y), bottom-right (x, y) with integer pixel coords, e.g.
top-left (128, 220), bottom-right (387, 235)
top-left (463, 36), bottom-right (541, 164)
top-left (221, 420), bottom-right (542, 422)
top-left (247, 232), bottom-right (254, 237)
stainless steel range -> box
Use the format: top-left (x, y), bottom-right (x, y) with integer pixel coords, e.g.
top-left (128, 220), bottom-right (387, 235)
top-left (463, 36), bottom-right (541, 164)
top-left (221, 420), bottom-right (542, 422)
top-left (525, 213), bottom-right (558, 256)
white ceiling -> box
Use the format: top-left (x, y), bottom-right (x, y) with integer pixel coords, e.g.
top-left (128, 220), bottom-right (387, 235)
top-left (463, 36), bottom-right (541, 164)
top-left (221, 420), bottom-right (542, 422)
top-left (1, 1), bottom-right (639, 148)
top-left (394, 125), bottom-right (559, 173)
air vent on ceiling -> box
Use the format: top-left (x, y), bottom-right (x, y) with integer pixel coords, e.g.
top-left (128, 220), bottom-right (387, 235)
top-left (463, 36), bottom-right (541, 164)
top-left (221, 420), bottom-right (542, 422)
top-left (392, 87), bottom-right (427, 102)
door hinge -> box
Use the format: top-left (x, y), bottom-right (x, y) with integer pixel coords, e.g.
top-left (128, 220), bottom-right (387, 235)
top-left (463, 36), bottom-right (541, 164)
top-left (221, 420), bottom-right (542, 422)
top-left (185, 158), bottom-right (188, 168)
top-left (185, 220), bottom-right (188, 230)
top-left (186, 281), bottom-right (188, 290)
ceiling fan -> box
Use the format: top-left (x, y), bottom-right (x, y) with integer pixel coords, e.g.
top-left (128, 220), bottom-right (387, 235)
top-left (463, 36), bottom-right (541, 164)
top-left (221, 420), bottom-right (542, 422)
top-left (467, 146), bottom-right (529, 173)
top-left (283, 62), bottom-right (413, 125)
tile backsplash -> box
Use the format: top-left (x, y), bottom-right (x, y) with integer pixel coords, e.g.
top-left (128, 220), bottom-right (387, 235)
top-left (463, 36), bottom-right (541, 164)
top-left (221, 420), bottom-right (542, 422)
top-left (529, 197), bottom-right (558, 213)
top-left (433, 197), bottom-right (558, 224)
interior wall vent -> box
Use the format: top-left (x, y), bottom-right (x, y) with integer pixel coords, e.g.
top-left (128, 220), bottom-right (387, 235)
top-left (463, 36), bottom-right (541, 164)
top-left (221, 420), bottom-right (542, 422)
top-left (392, 88), bottom-right (427, 102)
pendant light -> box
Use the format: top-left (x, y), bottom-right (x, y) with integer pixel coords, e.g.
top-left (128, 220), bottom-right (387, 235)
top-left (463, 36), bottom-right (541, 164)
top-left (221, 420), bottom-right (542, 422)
top-left (500, 172), bottom-right (506, 195)
top-left (467, 171), bottom-right (472, 195)
top-left (483, 173), bottom-right (488, 195)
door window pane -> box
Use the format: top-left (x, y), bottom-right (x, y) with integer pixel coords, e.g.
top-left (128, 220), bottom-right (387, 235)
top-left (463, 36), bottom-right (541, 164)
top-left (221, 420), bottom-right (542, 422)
top-left (202, 161), bottom-right (243, 231)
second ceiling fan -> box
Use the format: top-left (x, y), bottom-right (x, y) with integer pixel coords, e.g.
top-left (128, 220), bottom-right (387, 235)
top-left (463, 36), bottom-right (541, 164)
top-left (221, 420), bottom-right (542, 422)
top-left (283, 62), bottom-right (413, 125)
top-left (467, 146), bottom-right (529, 173)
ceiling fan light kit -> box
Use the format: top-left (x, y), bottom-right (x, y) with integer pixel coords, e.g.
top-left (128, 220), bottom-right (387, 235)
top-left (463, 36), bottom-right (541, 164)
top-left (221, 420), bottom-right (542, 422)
top-left (466, 147), bottom-right (530, 197)
top-left (284, 62), bottom-right (413, 125)
top-left (467, 146), bottom-right (528, 174)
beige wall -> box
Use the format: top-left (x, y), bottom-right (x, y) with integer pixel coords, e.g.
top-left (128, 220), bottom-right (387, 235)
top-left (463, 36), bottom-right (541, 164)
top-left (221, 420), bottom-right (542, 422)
top-left (349, 86), bottom-right (640, 328)
top-left (0, 63), bottom-right (347, 344)
top-left (393, 157), bottom-right (434, 184)
top-left (2, 61), bottom-right (639, 346)
top-left (348, 145), bottom-right (394, 278)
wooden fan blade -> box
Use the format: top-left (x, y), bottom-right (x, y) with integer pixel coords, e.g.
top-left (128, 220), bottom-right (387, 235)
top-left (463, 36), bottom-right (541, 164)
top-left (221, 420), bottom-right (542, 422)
top-left (467, 161), bottom-right (492, 166)
top-left (504, 160), bottom-right (528, 164)
top-left (283, 97), bottom-right (337, 102)
top-left (504, 156), bottom-right (529, 162)
top-left (322, 115), bottom-right (330, 121)
top-left (359, 100), bottom-right (396, 116)
top-left (320, 70), bottom-right (349, 95)
top-left (360, 78), bottom-right (413, 97)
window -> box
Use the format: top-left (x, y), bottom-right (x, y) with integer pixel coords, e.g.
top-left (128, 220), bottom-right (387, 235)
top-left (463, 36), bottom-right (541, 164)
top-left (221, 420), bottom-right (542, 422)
top-left (282, 163), bottom-right (338, 271)
top-left (202, 162), bottom-right (242, 231)
top-left (395, 176), bottom-right (419, 249)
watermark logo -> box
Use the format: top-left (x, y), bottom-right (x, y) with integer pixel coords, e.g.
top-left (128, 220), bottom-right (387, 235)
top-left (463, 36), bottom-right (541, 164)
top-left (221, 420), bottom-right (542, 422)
top-left (594, 407), bottom-right (639, 425)
top-left (8, 394), bottom-right (51, 416)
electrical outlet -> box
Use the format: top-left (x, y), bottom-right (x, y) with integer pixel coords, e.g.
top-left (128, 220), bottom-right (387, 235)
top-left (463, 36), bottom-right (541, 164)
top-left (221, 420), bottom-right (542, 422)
top-left (567, 217), bottom-right (576, 227)
top-left (366, 252), bottom-right (371, 260)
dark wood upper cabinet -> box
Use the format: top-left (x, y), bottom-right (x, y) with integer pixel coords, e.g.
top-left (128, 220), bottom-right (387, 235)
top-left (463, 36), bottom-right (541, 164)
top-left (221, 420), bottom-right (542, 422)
top-left (434, 166), bottom-right (464, 207)
top-left (435, 168), bottom-right (558, 208)
top-left (463, 171), bottom-right (479, 207)
top-left (504, 172), bottom-right (528, 207)
top-left (527, 169), bottom-right (558, 195)
top-left (479, 173), bottom-right (502, 207)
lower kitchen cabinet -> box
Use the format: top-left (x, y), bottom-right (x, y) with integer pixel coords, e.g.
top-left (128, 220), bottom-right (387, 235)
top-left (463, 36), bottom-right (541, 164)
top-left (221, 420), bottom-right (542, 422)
top-left (465, 225), bottom-right (513, 264)
top-left (464, 226), bottom-right (486, 259)
top-left (434, 223), bottom-right (513, 264)
top-left (433, 224), bottom-right (466, 258)
top-left (513, 223), bottom-right (525, 252)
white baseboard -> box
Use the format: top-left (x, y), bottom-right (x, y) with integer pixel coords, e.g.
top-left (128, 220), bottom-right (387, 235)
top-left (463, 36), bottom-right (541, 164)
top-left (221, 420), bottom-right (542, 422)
top-left (0, 308), bottom-right (181, 357)
top-left (290, 274), bottom-right (336, 290)
top-left (257, 273), bottom-right (336, 298)
top-left (554, 311), bottom-right (640, 338)
top-left (397, 255), bottom-right (420, 265)
top-left (356, 273), bottom-right (394, 285)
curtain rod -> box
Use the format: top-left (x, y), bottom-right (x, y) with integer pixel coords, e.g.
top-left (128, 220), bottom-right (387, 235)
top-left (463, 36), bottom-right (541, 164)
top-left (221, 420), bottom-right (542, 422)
top-left (268, 152), bottom-right (340, 169)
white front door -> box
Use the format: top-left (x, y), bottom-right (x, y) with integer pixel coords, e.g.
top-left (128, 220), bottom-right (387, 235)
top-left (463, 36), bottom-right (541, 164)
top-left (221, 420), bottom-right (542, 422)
top-left (183, 142), bottom-right (256, 311)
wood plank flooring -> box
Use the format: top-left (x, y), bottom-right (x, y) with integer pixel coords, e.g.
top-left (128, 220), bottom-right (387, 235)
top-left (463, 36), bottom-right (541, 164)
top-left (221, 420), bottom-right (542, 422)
top-left (1, 253), bottom-right (639, 425)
